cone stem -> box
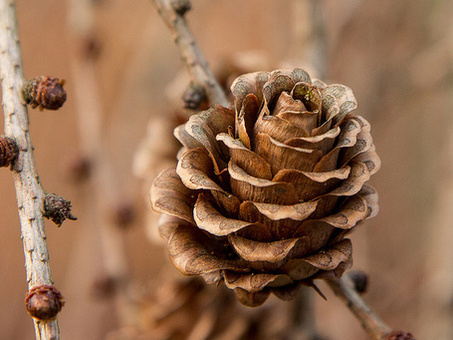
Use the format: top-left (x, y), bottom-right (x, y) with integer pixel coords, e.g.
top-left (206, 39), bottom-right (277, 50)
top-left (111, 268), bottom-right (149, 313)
top-left (292, 288), bottom-right (322, 339)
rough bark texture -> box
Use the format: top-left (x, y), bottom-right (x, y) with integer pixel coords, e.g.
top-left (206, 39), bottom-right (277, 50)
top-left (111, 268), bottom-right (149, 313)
top-left (151, 0), bottom-right (229, 107)
top-left (0, 0), bottom-right (60, 338)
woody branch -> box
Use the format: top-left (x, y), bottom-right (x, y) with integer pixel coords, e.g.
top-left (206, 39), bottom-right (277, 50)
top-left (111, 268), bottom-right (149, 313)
top-left (0, 1), bottom-right (62, 339)
top-left (150, 0), bottom-right (229, 106)
top-left (326, 277), bottom-right (415, 340)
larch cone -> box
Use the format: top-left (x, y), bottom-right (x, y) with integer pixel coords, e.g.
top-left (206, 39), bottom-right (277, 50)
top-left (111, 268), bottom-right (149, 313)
top-left (150, 68), bottom-right (381, 307)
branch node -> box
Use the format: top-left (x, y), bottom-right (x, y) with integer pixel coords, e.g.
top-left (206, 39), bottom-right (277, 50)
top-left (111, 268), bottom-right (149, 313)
top-left (385, 330), bottom-right (416, 340)
top-left (347, 269), bottom-right (369, 295)
top-left (43, 193), bottom-right (77, 227)
top-left (170, 0), bottom-right (191, 16)
top-left (182, 81), bottom-right (207, 110)
top-left (23, 76), bottom-right (67, 111)
top-left (0, 135), bottom-right (18, 168)
top-left (25, 285), bottom-right (65, 321)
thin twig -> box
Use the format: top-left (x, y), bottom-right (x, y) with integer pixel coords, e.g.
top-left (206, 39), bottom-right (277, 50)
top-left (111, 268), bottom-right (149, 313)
top-left (0, 1), bottom-right (60, 339)
top-left (150, 0), bottom-right (229, 106)
top-left (291, 0), bottom-right (327, 79)
top-left (325, 277), bottom-right (391, 340)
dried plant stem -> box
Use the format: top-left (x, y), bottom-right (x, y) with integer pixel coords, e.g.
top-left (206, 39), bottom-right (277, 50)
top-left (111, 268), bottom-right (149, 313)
top-left (0, 1), bottom-right (60, 339)
top-left (150, 0), bottom-right (229, 106)
top-left (326, 278), bottom-right (391, 340)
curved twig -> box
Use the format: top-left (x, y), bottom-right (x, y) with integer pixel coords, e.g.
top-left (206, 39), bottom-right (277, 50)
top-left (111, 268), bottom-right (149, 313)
top-left (150, 0), bottom-right (229, 106)
top-left (0, 0), bottom-right (60, 339)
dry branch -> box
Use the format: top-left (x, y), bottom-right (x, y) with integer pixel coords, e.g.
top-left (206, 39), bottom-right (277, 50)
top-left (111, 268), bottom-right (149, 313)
top-left (326, 277), bottom-right (391, 340)
top-left (0, 0), bottom-right (60, 338)
top-left (150, 0), bottom-right (229, 106)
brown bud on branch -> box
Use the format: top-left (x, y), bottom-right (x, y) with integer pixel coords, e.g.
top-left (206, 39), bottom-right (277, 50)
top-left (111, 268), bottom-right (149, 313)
top-left (43, 193), bottom-right (77, 227)
top-left (25, 285), bottom-right (65, 321)
top-left (0, 136), bottom-right (18, 168)
top-left (170, 0), bottom-right (191, 16)
top-left (347, 270), bottom-right (369, 295)
top-left (385, 330), bottom-right (416, 340)
top-left (23, 76), bottom-right (67, 110)
top-left (183, 82), bottom-right (207, 110)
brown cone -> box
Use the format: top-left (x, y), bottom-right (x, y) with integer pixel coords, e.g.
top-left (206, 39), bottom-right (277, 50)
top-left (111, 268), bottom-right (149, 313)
top-left (150, 68), bottom-right (380, 307)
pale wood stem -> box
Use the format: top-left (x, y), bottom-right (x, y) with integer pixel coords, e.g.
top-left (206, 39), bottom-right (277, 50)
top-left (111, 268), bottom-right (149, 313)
top-left (0, 0), bottom-right (60, 338)
top-left (326, 277), bottom-right (391, 340)
top-left (150, 0), bottom-right (229, 106)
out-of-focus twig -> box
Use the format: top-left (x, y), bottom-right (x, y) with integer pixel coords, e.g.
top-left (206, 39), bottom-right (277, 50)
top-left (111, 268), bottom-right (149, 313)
top-left (0, 0), bottom-right (60, 339)
top-left (326, 277), bottom-right (402, 340)
top-left (68, 0), bottom-right (135, 328)
top-left (150, 0), bottom-right (229, 106)
top-left (290, 0), bottom-right (327, 79)
top-left (416, 93), bottom-right (453, 339)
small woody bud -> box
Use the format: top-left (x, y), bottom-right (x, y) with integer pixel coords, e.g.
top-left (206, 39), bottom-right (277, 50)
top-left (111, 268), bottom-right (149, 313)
top-left (23, 76), bottom-right (67, 110)
top-left (182, 82), bottom-right (207, 110)
top-left (385, 331), bottom-right (416, 340)
top-left (25, 285), bottom-right (65, 321)
top-left (170, 0), bottom-right (191, 16)
top-left (347, 270), bottom-right (368, 295)
top-left (0, 136), bottom-right (18, 168)
top-left (43, 193), bottom-right (77, 227)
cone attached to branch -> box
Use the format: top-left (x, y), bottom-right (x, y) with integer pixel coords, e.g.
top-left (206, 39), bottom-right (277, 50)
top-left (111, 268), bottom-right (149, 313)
top-left (0, 136), bottom-right (18, 168)
top-left (150, 68), bottom-right (380, 307)
top-left (23, 76), bottom-right (67, 110)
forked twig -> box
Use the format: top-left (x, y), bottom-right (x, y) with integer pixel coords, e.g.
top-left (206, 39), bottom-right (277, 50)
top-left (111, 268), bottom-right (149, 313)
top-left (0, 0), bottom-right (60, 339)
top-left (150, 0), bottom-right (229, 106)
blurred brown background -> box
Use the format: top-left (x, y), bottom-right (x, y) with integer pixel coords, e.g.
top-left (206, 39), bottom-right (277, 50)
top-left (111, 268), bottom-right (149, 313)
top-left (0, 0), bottom-right (452, 339)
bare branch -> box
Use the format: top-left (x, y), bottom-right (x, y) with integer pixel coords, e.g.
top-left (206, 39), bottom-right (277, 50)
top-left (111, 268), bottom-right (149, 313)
top-left (0, 0), bottom-right (60, 338)
top-left (150, 0), bottom-right (229, 106)
top-left (326, 277), bottom-right (392, 340)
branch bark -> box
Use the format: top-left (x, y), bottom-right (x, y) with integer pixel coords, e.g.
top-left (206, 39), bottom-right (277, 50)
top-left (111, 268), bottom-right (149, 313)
top-left (326, 277), bottom-right (391, 340)
top-left (0, 1), bottom-right (60, 339)
top-left (150, 0), bottom-right (229, 106)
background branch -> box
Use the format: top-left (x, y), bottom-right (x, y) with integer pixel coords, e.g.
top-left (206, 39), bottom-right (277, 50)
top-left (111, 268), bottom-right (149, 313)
top-left (68, 0), bottom-right (135, 329)
top-left (150, 0), bottom-right (229, 106)
top-left (0, 0), bottom-right (60, 339)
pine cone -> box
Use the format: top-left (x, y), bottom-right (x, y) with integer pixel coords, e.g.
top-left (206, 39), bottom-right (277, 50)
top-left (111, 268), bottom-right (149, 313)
top-left (150, 68), bottom-right (381, 307)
